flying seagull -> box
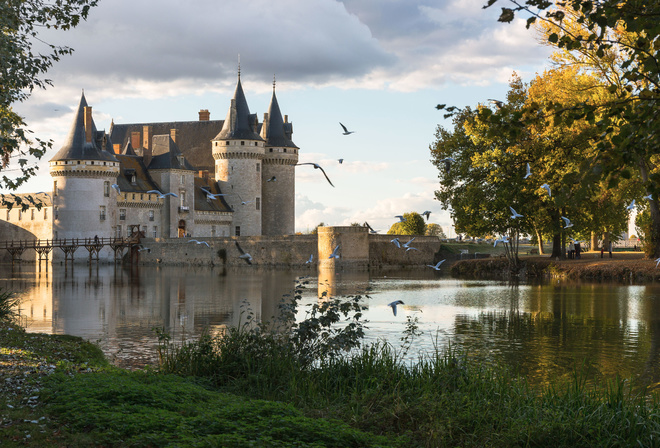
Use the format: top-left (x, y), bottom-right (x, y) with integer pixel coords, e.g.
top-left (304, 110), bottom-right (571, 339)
top-left (328, 245), bottom-right (340, 259)
top-left (524, 163), bottom-right (531, 179)
top-left (339, 122), bottom-right (355, 135)
top-left (488, 99), bottom-right (504, 109)
top-left (494, 236), bottom-right (510, 247)
top-left (305, 254), bottom-right (314, 264)
top-left (388, 300), bottom-right (404, 316)
top-left (427, 260), bottom-right (446, 270)
top-left (267, 176), bottom-right (277, 182)
top-left (439, 157), bottom-right (455, 174)
top-left (656, 257), bottom-right (660, 268)
top-left (296, 163), bottom-right (334, 187)
top-left (364, 222), bottom-right (379, 234)
top-left (338, 159), bottom-right (344, 164)
top-left (541, 183), bottom-right (551, 197)
top-left (402, 237), bottom-right (416, 248)
top-left (111, 184), bottom-right (121, 194)
top-left (189, 239), bottom-right (210, 247)
top-left (627, 200), bottom-right (636, 210)
top-left (561, 216), bottom-right (573, 229)
top-left (235, 241), bottom-right (253, 265)
top-left (201, 188), bottom-right (227, 200)
top-left (644, 194), bottom-right (653, 201)
top-left (390, 237), bottom-right (401, 248)
top-left (147, 189), bottom-right (178, 199)
top-left (395, 215), bottom-right (407, 223)
top-left (405, 246), bottom-right (419, 252)
top-left (509, 207), bottom-right (523, 219)
top-left (421, 210), bottom-right (432, 221)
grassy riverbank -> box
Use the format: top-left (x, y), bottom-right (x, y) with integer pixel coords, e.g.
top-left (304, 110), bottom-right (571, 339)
top-left (3, 274), bottom-right (660, 447)
top-left (451, 251), bottom-right (660, 282)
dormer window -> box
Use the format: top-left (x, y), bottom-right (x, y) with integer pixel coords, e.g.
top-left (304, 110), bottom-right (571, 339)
top-left (178, 155), bottom-right (185, 166)
top-left (131, 175), bottom-right (136, 185)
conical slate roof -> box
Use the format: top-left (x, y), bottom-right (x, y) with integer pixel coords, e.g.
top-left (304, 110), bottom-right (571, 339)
top-left (50, 93), bottom-right (118, 162)
top-left (213, 77), bottom-right (263, 141)
top-left (261, 90), bottom-right (297, 148)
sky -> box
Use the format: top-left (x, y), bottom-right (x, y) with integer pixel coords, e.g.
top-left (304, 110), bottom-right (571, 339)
top-left (5, 0), bottom-right (555, 235)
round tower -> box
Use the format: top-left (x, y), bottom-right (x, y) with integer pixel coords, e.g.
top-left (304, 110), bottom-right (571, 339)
top-left (212, 74), bottom-right (264, 236)
top-left (261, 80), bottom-right (298, 236)
top-left (48, 93), bottom-right (120, 256)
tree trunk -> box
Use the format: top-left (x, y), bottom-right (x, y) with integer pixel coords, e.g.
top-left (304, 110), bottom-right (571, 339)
top-left (647, 200), bottom-right (660, 258)
top-left (535, 228), bottom-right (545, 255)
top-left (590, 231), bottom-right (599, 253)
top-left (550, 209), bottom-right (562, 258)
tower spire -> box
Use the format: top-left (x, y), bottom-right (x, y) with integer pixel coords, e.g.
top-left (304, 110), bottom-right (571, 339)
top-left (273, 74), bottom-right (276, 92)
top-left (237, 54), bottom-right (241, 80)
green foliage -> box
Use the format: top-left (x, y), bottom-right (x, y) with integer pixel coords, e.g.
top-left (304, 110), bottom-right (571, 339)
top-left (386, 212), bottom-right (425, 235)
top-left (425, 223), bottom-right (446, 237)
top-left (0, 288), bottom-right (21, 324)
top-left (310, 222), bottom-right (325, 235)
top-left (0, 0), bottom-right (97, 197)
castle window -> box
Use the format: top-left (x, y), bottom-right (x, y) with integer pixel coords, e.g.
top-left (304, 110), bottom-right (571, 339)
top-left (131, 175), bottom-right (136, 185)
top-left (104, 181), bottom-right (110, 197)
top-left (44, 208), bottom-right (48, 220)
top-left (6, 210), bottom-right (9, 220)
top-left (269, 148), bottom-right (273, 153)
top-left (132, 194), bottom-right (135, 200)
top-left (91, 161), bottom-right (94, 165)
top-left (54, 206), bottom-right (58, 219)
top-left (256, 163), bottom-right (260, 172)
top-left (140, 194), bottom-right (143, 200)
top-left (116, 226), bottom-right (122, 238)
top-left (284, 148), bottom-right (287, 153)
top-left (181, 174), bottom-right (185, 184)
top-left (149, 210), bottom-right (154, 222)
top-left (254, 142), bottom-right (258, 146)
top-left (235, 226), bottom-right (241, 236)
top-left (211, 225), bottom-right (216, 237)
top-left (53, 181), bottom-right (58, 196)
top-left (99, 206), bottom-right (106, 221)
top-left (18, 209), bottom-right (22, 221)
top-left (119, 209), bottom-right (126, 221)
top-left (256, 197), bottom-right (260, 211)
top-left (31, 209), bottom-right (35, 220)
top-left (152, 226), bottom-right (157, 238)
top-left (241, 141), bottom-right (245, 146)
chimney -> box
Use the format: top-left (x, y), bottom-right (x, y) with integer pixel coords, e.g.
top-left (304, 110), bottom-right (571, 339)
top-left (199, 109), bottom-right (210, 121)
top-left (199, 170), bottom-right (210, 183)
top-left (131, 132), bottom-right (141, 149)
top-left (113, 143), bottom-right (121, 154)
top-left (142, 125), bottom-right (153, 151)
top-left (284, 114), bottom-right (288, 123)
top-left (170, 128), bottom-right (179, 143)
top-left (84, 107), bottom-right (93, 143)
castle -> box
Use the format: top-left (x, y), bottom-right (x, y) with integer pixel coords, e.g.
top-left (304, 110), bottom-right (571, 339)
top-left (0, 73), bottom-right (299, 254)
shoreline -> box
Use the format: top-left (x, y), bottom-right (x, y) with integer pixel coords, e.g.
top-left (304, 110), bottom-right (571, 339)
top-left (450, 251), bottom-right (660, 282)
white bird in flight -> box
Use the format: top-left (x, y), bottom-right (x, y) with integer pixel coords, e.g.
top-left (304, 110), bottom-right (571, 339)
top-left (405, 246), bottom-right (419, 252)
top-left (488, 99), bottom-right (504, 109)
top-left (235, 241), bottom-right (252, 265)
top-left (421, 210), bottom-right (432, 221)
top-left (201, 188), bottom-right (227, 200)
top-left (189, 239), bottom-right (210, 247)
top-left (267, 176), bottom-right (277, 182)
top-left (656, 257), bottom-right (660, 268)
top-left (494, 236), bottom-right (509, 247)
top-left (328, 245), bottom-right (340, 259)
top-left (627, 200), bottom-right (636, 210)
top-left (541, 183), bottom-right (551, 197)
top-left (296, 163), bottom-right (334, 187)
top-left (509, 207), bottom-right (523, 219)
top-left (388, 300), bottom-right (404, 316)
top-left (339, 122), bottom-right (355, 135)
top-left (305, 254), bottom-right (313, 264)
top-left (395, 215), bottom-right (407, 223)
top-left (403, 237), bottom-right (416, 248)
top-left (390, 238), bottom-right (401, 248)
top-left (147, 189), bottom-right (178, 199)
top-left (427, 260), bottom-right (446, 270)
top-left (644, 194), bottom-right (653, 201)
top-left (111, 184), bottom-right (121, 194)
top-left (561, 216), bottom-right (573, 229)
top-left (524, 163), bottom-right (531, 179)
top-left (338, 159), bottom-right (344, 164)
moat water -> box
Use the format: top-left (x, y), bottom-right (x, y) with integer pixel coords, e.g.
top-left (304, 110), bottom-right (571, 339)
top-left (2, 262), bottom-right (660, 390)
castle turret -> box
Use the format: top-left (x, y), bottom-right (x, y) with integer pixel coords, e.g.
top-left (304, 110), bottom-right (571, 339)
top-left (212, 73), bottom-right (264, 236)
top-left (261, 81), bottom-right (298, 235)
top-left (48, 93), bottom-right (120, 248)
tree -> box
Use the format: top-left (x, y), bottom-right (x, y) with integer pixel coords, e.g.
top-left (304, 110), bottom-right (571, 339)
top-left (310, 222), bottom-right (325, 235)
top-left (481, 0), bottom-right (660, 257)
top-left (386, 212), bottom-right (426, 235)
top-left (425, 223), bottom-right (446, 238)
top-left (1, 0), bottom-right (98, 205)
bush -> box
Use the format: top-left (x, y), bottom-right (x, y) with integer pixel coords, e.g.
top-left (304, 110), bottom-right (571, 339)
top-left (0, 288), bottom-right (21, 324)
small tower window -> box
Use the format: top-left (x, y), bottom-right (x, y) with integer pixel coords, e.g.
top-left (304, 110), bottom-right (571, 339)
top-left (256, 163), bottom-right (260, 172)
top-left (131, 175), bottom-right (136, 185)
top-left (149, 210), bottom-right (154, 221)
top-left (44, 208), bottom-right (48, 220)
top-left (31, 209), bottom-right (35, 220)
top-left (256, 197), bottom-right (260, 211)
top-left (99, 206), bottom-right (106, 221)
top-left (241, 141), bottom-right (245, 146)
top-left (119, 209), bottom-right (126, 221)
top-left (54, 206), bottom-right (58, 219)
top-left (235, 226), bottom-right (241, 236)
top-left (284, 148), bottom-right (287, 153)
top-left (53, 181), bottom-right (58, 196)
top-left (18, 210), bottom-right (22, 221)
top-left (152, 226), bottom-right (158, 238)
top-left (6, 210), bottom-right (10, 220)
top-left (181, 174), bottom-right (185, 184)
top-left (104, 181), bottom-right (110, 197)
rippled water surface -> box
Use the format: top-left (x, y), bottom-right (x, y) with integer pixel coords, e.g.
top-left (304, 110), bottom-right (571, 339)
top-left (3, 263), bottom-right (660, 389)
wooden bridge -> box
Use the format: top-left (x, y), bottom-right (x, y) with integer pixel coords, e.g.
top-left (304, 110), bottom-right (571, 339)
top-left (0, 235), bottom-right (140, 264)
